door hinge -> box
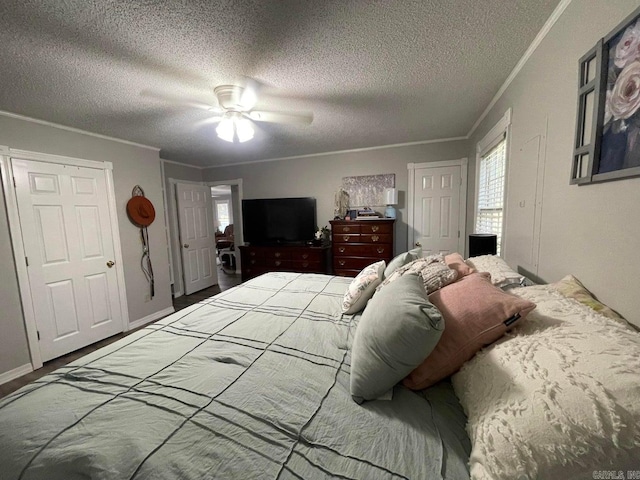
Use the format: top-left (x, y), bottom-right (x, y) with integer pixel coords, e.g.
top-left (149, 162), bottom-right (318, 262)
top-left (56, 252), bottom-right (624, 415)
top-left (37, 331), bottom-right (40, 340)
top-left (13, 177), bottom-right (17, 188)
top-left (25, 256), bottom-right (29, 267)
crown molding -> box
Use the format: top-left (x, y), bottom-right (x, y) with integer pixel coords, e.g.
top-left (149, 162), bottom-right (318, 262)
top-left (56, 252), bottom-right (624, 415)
top-left (202, 135), bottom-right (468, 169)
top-left (467, 0), bottom-right (573, 139)
top-left (0, 110), bottom-right (160, 152)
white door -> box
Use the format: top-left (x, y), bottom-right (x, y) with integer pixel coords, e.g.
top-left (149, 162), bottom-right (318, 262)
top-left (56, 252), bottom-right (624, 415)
top-left (12, 158), bottom-right (124, 362)
top-left (176, 183), bottom-right (218, 294)
top-left (410, 164), bottom-right (465, 255)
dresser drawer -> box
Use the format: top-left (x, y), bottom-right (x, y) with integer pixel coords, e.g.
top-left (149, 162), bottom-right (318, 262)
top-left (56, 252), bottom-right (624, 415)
top-left (360, 222), bottom-right (393, 234)
top-left (333, 244), bottom-right (392, 257)
top-left (293, 260), bottom-right (322, 272)
top-left (333, 234), bottom-right (362, 244)
top-left (332, 223), bottom-right (361, 234)
top-left (333, 257), bottom-right (381, 271)
top-left (289, 248), bottom-right (323, 262)
top-left (333, 268), bottom-right (361, 277)
top-left (359, 233), bottom-right (393, 244)
top-left (264, 258), bottom-right (292, 269)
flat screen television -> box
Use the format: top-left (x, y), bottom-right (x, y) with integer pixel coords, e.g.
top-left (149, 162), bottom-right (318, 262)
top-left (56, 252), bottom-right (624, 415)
top-left (242, 197), bottom-right (317, 245)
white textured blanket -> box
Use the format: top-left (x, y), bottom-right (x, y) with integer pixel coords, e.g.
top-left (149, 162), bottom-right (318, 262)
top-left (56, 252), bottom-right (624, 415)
top-left (452, 285), bottom-right (640, 480)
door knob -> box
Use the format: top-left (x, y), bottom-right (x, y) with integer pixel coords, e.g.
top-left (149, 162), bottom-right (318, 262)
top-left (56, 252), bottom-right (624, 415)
top-left (106, 261), bottom-right (115, 268)
top-left (183, 243), bottom-right (189, 248)
top-left (415, 241), bottom-right (422, 247)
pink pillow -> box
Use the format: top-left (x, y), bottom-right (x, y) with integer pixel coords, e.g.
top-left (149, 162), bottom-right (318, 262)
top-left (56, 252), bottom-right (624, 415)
top-left (444, 252), bottom-right (476, 279)
top-left (403, 272), bottom-right (536, 390)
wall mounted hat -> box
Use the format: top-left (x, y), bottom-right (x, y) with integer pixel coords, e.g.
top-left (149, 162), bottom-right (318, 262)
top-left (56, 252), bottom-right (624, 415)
top-left (127, 195), bottom-right (156, 227)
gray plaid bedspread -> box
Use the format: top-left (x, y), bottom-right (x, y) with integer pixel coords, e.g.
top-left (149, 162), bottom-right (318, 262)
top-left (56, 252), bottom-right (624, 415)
top-left (0, 272), bottom-right (470, 480)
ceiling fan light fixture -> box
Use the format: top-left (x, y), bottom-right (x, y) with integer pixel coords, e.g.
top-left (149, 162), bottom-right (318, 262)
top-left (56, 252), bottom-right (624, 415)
top-left (216, 113), bottom-right (255, 143)
top-left (216, 117), bottom-right (235, 142)
top-left (235, 117), bottom-right (254, 143)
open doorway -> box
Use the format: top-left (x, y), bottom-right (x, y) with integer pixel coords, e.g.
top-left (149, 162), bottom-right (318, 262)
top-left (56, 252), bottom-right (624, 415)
top-left (210, 179), bottom-right (243, 280)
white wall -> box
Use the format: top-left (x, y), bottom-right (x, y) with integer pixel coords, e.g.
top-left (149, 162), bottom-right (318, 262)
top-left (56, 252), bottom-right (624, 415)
top-left (468, 0), bottom-right (640, 325)
top-left (202, 141), bottom-right (470, 255)
top-left (0, 115), bottom-right (173, 376)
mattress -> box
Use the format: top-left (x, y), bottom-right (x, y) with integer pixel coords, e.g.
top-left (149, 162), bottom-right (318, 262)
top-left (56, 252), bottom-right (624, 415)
top-left (0, 272), bottom-right (471, 480)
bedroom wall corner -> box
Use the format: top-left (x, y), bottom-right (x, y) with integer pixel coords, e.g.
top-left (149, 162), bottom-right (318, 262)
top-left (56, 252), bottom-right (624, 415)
top-left (466, 0), bottom-right (640, 326)
top-left (0, 114), bottom-right (174, 379)
top-left (0, 178), bottom-right (31, 374)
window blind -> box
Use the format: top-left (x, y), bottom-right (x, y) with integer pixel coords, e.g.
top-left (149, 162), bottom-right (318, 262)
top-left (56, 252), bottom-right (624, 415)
top-left (476, 137), bottom-right (506, 255)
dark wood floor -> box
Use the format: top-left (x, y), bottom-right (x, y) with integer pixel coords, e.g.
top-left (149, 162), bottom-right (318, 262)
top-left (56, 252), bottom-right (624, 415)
top-left (0, 266), bottom-right (241, 399)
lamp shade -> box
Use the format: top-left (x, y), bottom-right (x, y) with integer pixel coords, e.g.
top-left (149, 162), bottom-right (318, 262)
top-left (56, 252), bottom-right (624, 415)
top-left (468, 233), bottom-right (497, 257)
top-left (384, 188), bottom-right (398, 205)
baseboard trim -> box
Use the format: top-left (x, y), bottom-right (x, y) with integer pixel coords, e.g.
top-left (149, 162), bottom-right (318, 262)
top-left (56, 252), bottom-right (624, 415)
top-left (128, 306), bottom-right (175, 331)
top-left (0, 363), bottom-right (34, 386)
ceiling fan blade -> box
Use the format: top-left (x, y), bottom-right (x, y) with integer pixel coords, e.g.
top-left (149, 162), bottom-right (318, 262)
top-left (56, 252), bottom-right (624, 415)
top-left (238, 79), bottom-right (259, 110)
top-left (193, 116), bottom-right (224, 129)
top-left (248, 110), bottom-right (313, 125)
top-left (141, 89), bottom-right (214, 111)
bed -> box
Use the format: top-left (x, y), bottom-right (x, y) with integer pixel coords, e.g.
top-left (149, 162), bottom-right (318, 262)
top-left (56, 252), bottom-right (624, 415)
top-left (1, 254), bottom-right (639, 480)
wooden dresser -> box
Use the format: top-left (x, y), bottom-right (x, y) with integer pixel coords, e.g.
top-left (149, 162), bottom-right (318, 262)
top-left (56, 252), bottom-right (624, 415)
top-left (330, 219), bottom-right (395, 277)
top-left (238, 245), bottom-right (330, 282)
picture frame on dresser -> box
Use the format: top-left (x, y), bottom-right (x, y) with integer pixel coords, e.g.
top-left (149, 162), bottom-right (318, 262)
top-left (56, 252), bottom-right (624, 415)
top-left (330, 219), bottom-right (395, 276)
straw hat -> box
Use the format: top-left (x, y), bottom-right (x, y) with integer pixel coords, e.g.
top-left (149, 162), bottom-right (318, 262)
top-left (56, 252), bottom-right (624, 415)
top-left (126, 196), bottom-right (156, 227)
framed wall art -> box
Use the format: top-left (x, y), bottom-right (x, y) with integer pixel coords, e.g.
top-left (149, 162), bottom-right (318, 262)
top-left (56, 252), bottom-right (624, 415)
top-left (572, 5), bottom-right (640, 184)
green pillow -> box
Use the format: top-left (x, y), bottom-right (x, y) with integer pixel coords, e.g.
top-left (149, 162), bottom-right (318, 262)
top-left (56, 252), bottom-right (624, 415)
top-left (383, 246), bottom-right (422, 279)
top-left (350, 273), bottom-right (444, 403)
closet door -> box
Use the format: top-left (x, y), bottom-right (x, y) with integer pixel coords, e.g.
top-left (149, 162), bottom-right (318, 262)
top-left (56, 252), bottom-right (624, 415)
top-left (13, 158), bottom-right (124, 361)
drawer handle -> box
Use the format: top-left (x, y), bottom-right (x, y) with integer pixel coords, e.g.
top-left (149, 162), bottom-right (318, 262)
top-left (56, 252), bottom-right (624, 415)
top-left (250, 251), bottom-right (256, 256)
top-left (302, 254), bottom-right (309, 259)
top-left (338, 260), bottom-right (346, 266)
top-left (251, 260), bottom-right (256, 265)
top-left (338, 247), bottom-right (345, 253)
top-left (302, 262), bottom-right (309, 267)
top-left (343, 236), bottom-right (349, 242)
top-left (342, 226), bottom-right (351, 232)
top-left (275, 260), bottom-right (281, 267)
top-left (372, 235), bottom-right (380, 242)
top-left (371, 225), bottom-right (379, 232)
top-left (275, 252), bottom-right (281, 258)
top-left (377, 247), bottom-right (385, 254)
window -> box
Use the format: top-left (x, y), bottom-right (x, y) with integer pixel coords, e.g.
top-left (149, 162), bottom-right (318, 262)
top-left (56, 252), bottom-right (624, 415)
top-left (215, 200), bottom-right (230, 231)
top-left (476, 139), bottom-right (506, 254)
top-left (475, 109), bottom-right (510, 256)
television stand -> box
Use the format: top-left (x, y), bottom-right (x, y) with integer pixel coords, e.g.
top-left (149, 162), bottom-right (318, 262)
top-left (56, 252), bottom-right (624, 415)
top-left (238, 244), bottom-right (330, 282)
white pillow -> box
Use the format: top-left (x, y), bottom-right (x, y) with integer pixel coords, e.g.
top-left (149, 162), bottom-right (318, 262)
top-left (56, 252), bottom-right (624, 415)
top-left (465, 254), bottom-right (524, 288)
top-left (341, 260), bottom-right (385, 314)
top-left (452, 284), bottom-right (640, 480)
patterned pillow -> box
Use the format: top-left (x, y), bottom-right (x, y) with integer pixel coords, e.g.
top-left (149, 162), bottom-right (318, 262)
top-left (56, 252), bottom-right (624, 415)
top-left (378, 254), bottom-right (457, 294)
top-left (549, 274), bottom-right (624, 322)
top-left (342, 260), bottom-right (385, 314)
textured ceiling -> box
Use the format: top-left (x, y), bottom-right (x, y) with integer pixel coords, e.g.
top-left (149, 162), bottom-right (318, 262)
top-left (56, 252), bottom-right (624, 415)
top-left (0, 0), bottom-right (561, 167)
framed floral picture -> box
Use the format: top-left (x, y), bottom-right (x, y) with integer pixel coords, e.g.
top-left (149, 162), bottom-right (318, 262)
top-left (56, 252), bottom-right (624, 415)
top-left (572, 5), bottom-right (640, 184)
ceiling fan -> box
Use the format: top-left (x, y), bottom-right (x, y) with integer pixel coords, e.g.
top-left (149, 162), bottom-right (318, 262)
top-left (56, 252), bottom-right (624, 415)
top-left (208, 83), bottom-right (314, 143)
